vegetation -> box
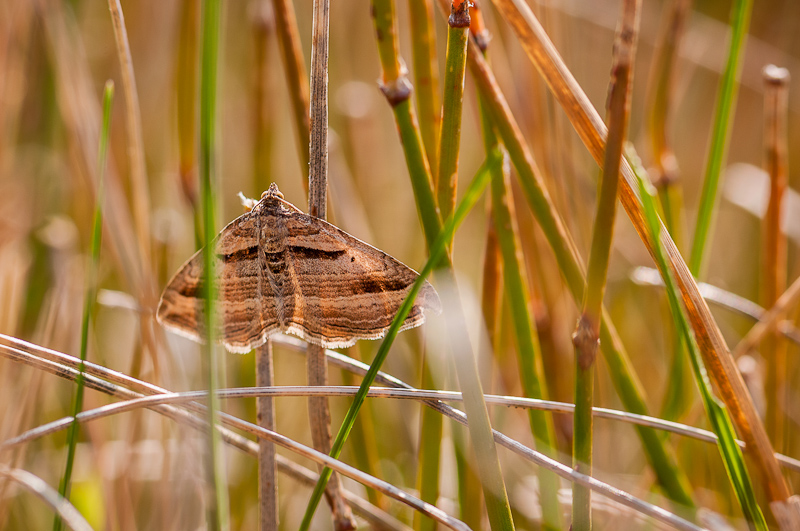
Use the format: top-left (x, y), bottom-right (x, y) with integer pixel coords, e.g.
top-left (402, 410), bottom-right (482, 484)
top-left (0, 0), bottom-right (798, 529)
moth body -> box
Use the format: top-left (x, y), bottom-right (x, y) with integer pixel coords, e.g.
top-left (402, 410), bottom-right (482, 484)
top-left (157, 184), bottom-right (441, 353)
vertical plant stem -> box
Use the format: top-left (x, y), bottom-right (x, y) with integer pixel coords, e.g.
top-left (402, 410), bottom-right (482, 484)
top-left (475, 28), bottom-right (560, 529)
top-left (252, 6), bottom-right (278, 526)
top-left (54, 80), bottom-right (114, 531)
top-left (407, 0), bottom-right (443, 521)
top-left (436, 0), bottom-right (469, 222)
top-left (199, 0), bottom-right (228, 528)
top-left (408, 0), bottom-right (440, 177)
top-left (438, 9), bottom-right (476, 525)
top-left (307, 0), bottom-right (356, 528)
top-left (645, 0), bottom-right (692, 423)
top-left (490, 160), bottom-right (563, 531)
top-left (272, 0), bottom-right (311, 181)
top-left (176, 0), bottom-right (201, 243)
top-left (688, 0), bottom-right (753, 277)
top-left (645, 0), bottom-right (690, 247)
top-left (414, 359), bottom-right (444, 531)
top-left (761, 65), bottom-right (789, 453)
top-left (251, 0), bottom-right (275, 194)
top-left (256, 341), bottom-right (278, 531)
top-left (572, 2), bottom-right (640, 529)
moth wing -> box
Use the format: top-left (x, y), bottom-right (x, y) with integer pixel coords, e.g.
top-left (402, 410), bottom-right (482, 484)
top-left (157, 211), bottom-right (279, 353)
top-left (282, 211), bottom-right (441, 348)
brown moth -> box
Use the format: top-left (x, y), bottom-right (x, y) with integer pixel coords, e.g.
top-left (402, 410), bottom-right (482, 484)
top-left (157, 183), bottom-right (441, 353)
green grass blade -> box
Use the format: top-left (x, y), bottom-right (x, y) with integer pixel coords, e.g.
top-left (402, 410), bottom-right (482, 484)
top-left (629, 149), bottom-right (767, 530)
top-left (299, 150), bottom-right (504, 530)
top-left (54, 80), bottom-right (114, 531)
top-left (489, 157), bottom-right (562, 530)
top-left (688, 0), bottom-right (753, 277)
top-left (199, 0), bottom-right (228, 528)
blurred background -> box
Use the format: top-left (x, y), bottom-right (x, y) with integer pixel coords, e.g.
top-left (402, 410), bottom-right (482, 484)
top-left (0, 0), bottom-right (799, 528)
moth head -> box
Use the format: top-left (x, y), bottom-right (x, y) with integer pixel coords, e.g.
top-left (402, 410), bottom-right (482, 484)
top-left (262, 183), bottom-right (284, 201)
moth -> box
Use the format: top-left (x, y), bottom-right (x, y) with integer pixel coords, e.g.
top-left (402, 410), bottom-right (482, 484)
top-left (157, 183), bottom-right (441, 353)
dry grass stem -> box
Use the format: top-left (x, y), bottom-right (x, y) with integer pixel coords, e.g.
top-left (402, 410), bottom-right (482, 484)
top-left (257, 342), bottom-right (278, 531)
top-left (0, 466), bottom-right (93, 531)
top-left (760, 64), bottom-right (790, 452)
top-left (0, 342), bottom-right (704, 531)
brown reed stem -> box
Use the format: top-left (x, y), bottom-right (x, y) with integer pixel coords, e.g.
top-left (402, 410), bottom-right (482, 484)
top-left (307, 0), bottom-right (356, 526)
top-left (761, 65), bottom-right (789, 453)
top-left (256, 341), bottom-right (278, 531)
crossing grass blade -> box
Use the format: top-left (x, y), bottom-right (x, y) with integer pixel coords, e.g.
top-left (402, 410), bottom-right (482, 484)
top-left (628, 149), bottom-right (767, 530)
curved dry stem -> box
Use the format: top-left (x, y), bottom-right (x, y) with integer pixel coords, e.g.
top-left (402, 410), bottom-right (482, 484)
top-left (1, 334), bottom-right (709, 531)
top-left (0, 465), bottom-right (93, 531)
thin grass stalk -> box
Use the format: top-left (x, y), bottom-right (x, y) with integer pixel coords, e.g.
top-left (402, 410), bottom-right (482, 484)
top-left (53, 80), bottom-right (113, 531)
top-left (7, 467), bottom-right (94, 531)
top-left (572, 3), bottom-right (640, 528)
top-left (628, 151), bottom-right (767, 530)
top-left (252, 7), bottom-right (278, 527)
top-left (272, 0), bottom-right (311, 181)
top-left (437, 6), bottom-right (478, 527)
top-left (300, 153), bottom-right (515, 531)
top-left (251, 0), bottom-right (275, 194)
top-left (761, 65), bottom-right (789, 453)
top-left (11, 331), bottom-right (800, 477)
top-left (688, 0), bottom-right (753, 277)
top-left (475, 0), bottom-right (790, 507)
top-left (413, 359), bottom-right (444, 531)
top-left (198, 0), bottom-right (228, 527)
top-left (474, 31), bottom-right (560, 529)
top-left (490, 161), bottom-right (562, 530)
top-left (107, 0), bottom-right (152, 277)
top-left (645, 0), bottom-right (690, 246)
top-left (734, 274), bottom-right (800, 360)
top-left (177, 0), bottom-right (200, 219)
top-left (435, 0), bottom-right (469, 222)
top-left (452, 430), bottom-right (482, 530)
top-left (256, 342), bottom-right (278, 531)
top-left (372, 0), bottom-right (440, 246)
top-left (408, 0), bottom-right (440, 177)
top-left (456, 16), bottom-right (695, 505)
top-left (645, 0), bottom-right (692, 423)
top-left (306, 0), bottom-right (357, 525)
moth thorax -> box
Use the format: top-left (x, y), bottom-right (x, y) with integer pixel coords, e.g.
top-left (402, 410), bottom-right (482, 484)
top-left (262, 217), bottom-right (288, 253)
